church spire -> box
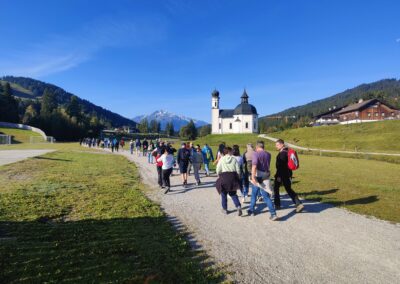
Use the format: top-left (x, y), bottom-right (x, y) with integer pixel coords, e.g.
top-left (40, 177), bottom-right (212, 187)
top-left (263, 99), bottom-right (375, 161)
top-left (241, 89), bottom-right (249, 104)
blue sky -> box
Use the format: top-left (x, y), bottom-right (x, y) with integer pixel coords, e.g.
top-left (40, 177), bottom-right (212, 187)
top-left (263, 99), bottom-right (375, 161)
top-left (1, 0), bottom-right (399, 122)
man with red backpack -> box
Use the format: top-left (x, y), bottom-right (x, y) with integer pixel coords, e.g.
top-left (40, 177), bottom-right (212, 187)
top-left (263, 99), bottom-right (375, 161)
top-left (273, 139), bottom-right (304, 213)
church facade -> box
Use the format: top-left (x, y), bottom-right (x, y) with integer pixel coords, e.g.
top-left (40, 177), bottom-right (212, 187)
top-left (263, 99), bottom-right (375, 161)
top-left (211, 89), bottom-right (259, 134)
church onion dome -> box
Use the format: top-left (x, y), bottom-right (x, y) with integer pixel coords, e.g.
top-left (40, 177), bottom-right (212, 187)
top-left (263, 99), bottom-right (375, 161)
top-left (234, 89), bottom-right (258, 115)
top-left (211, 89), bottom-right (220, 98)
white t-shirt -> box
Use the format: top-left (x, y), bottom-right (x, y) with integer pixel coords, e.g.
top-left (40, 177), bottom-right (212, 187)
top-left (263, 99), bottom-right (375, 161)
top-left (157, 154), bottom-right (175, 170)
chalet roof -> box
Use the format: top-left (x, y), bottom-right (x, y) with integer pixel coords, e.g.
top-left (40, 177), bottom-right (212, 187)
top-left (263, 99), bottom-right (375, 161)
top-left (313, 107), bottom-right (344, 119)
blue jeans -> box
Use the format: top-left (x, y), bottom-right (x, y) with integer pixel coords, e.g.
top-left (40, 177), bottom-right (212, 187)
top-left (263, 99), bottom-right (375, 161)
top-left (147, 152), bottom-right (153, 163)
top-left (249, 182), bottom-right (276, 217)
top-left (221, 191), bottom-right (241, 210)
top-left (204, 162), bottom-right (210, 175)
top-left (241, 175), bottom-right (249, 197)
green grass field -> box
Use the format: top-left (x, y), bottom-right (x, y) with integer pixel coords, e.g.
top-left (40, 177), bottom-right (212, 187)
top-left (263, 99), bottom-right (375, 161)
top-left (0, 127), bottom-right (43, 144)
top-left (0, 146), bottom-right (225, 283)
top-left (269, 120), bottom-right (400, 153)
top-left (194, 134), bottom-right (400, 223)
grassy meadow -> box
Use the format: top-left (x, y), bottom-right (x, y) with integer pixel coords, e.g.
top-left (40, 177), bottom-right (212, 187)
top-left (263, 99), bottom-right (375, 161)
top-left (0, 127), bottom-right (43, 144)
top-left (0, 144), bottom-right (224, 283)
top-left (269, 120), bottom-right (400, 153)
top-left (194, 134), bottom-right (400, 223)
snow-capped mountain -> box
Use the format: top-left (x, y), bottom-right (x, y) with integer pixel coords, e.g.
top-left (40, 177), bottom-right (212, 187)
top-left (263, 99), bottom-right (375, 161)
top-left (132, 110), bottom-right (209, 130)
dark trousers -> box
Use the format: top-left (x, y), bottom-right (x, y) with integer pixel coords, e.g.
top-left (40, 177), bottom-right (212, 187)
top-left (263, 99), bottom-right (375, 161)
top-left (221, 191), bottom-right (241, 210)
top-left (162, 168), bottom-right (173, 188)
top-left (157, 166), bottom-right (164, 187)
top-left (273, 176), bottom-right (300, 207)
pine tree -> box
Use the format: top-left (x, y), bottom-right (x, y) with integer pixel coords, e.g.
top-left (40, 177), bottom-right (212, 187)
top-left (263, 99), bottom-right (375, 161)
top-left (0, 83), bottom-right (19, 122)
top-left (138, 118), bottom-right (149, 133)
top-left (168, 122), bottom-right (175, 136)
top-left (66, 95), bottom-right (82, 121)
top-left (41, 88), bottom-right (57, 117)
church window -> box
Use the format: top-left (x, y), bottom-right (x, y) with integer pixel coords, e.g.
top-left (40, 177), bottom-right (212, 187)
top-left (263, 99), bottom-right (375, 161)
top-left (254, 122), bottom-right (256, 129)
top-left (229, 123), bottom-right (232, 129)
top-left (245, 122), bottom-right (248, 129)
top-left (219, 123), bottom-right (221, 129)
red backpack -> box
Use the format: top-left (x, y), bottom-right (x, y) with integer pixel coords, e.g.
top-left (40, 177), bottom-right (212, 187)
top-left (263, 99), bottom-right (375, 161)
top-left (287, 149), bottom-right (300, 171)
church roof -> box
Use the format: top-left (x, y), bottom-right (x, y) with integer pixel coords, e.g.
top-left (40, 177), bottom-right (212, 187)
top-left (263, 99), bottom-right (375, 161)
top-left (219, 109), bottom-right (234, 118)
top-left (233, 103), bottom-right (258, 115)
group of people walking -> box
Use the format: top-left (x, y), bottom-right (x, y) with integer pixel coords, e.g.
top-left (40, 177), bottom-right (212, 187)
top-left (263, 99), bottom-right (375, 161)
top-left (82, 136), bottom-right (304, 222)
top-left (215, 139), bottom-right (304, 221)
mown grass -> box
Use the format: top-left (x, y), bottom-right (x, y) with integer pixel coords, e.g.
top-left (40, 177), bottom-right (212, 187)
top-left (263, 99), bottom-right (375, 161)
top-left (194, 134), bottom-right (400, 223)
top-left (269, 120), bottom-right (400, 153)
top-left (0, 146), bottom-right (225, 283)
top-left (0, 127), bottom-right (43, 144)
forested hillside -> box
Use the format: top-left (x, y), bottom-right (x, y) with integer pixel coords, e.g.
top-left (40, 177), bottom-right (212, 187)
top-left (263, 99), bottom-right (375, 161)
top-left (0, 76), bottom-right (136, 140)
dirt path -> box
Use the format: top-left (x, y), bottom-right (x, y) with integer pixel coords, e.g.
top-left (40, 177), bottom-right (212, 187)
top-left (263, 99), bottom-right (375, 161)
top-left (0, 149), bottom-right (55, 166)
top-left (113, 149), bottom-right (399, 283)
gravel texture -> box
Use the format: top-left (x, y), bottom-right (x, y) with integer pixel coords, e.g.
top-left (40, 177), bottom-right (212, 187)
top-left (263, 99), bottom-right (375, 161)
top-left (117, 149), bottom-right (400, 283)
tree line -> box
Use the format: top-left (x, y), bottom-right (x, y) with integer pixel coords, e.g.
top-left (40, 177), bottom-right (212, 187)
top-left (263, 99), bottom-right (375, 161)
top-left (0, 82), bottom-right (114, 140)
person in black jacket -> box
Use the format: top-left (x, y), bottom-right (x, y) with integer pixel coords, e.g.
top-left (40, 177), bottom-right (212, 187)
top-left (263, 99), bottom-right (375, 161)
top-left (273, 139), bottom-right (304, 213)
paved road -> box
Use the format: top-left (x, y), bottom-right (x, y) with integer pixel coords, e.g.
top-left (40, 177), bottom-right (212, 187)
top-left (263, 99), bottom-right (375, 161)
top-left (0, 149), bottom-right (55, 166)
top-left (110, 149), bottom-right (400, 283)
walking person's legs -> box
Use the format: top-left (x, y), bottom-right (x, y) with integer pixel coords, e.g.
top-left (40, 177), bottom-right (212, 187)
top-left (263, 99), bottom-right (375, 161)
top-left (157, 166), bottom-right (163, 188)
top-left (273, 178), bottom-right (282, 209)
top-left (163, 168), bottom-right (172, 193)
top-left (228, 191), bottom-right (242, 216)
top-left (221, 191), bottom-right (228, 213)
top-left (204, 162), bottom-right (210, 176)
top-left (282, 177), bottom-right (304, 212)
top-left (193, 163), bottom-right (200, 184)
top-left (248, 184), bottom-right (260, 215)
top-left (259, 188), bottom-right (278, 219)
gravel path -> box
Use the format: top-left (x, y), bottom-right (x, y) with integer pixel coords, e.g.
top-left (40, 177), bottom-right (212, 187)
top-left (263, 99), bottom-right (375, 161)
top-left (116, 149), bottom-right (399, 283)
top-left (0, 149), bottom-right (55, 166)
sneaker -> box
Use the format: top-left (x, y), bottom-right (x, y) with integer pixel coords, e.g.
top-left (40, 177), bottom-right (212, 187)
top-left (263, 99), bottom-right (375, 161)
top-left (241, 196), bottom-right (246, 203)
top-left (296, 204), bottom-right (304, 213)
top-left (164, 187), bottom-right (170, 194)
top-left (247, 209), bottom-right (254, 216)
top-left (221, 209), bottom-right (228, 215)
top-left (237, 208), bottom-right (243, 216)
top-left (270, 215), bottom-right (280, 221)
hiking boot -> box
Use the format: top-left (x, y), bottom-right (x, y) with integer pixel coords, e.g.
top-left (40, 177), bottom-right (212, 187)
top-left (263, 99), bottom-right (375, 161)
top-left (221, 209), bottom-right (228, 215)
top-left (237, 208), bottom-right (243, 216)
top-left (296, 203), bottom-right (304, 213)
top-left (270, 215), bottom-right (280, 221)
top-left (164, 187), bottom-right (170, 194)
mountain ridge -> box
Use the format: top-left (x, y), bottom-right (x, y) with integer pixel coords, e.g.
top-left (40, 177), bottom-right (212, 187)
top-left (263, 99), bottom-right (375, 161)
top-left (133, 110), bottom-right (209, 130)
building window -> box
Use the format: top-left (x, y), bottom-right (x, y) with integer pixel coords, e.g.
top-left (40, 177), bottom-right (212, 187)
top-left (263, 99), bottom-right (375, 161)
top-left (392, 112), bottom-right (395, 116)
top-left (382, 113), bottom-right (385, 117)
top-left (245, 122), bottom-right (248, 129)
top-left (214, 102), bottom-right (217, 107)
top-left (229, 123), bottom-right (232, 129)
top-left (367, 113), bottom-right (371, 117)
top-left (375, 113), bottom-right (379, 117)
top-left (254, 122), bottom-right (256, 129)
top-left (219, 123), bottom-right (221, 129)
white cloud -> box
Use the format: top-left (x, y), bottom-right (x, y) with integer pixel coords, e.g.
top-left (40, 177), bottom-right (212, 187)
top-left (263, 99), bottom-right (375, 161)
top-left (0, 15), bottom-right (167, 77)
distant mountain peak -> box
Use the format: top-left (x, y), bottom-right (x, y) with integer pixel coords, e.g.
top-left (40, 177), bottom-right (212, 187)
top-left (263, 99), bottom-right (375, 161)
top-left (133, 110), bottom-right (209, 130)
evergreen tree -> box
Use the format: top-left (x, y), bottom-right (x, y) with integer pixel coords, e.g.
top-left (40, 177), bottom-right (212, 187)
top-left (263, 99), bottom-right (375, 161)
top-left (66, 95), bottom-right (82, 121)
top-left (138, 118), bottom-right (149, 133)
top-left (22, 105), bottom-right (38, 124)
top-left (0, 83), bottom-right (19, 122)
top-left (180, 120), bottom-right (197, 140)
top-left (40, 88), bottom-right (57, 117)
top-left (199, 125), bottom-right (211, 137)
top-left (168, 122), bottom-right (174, 136)
top-left (149, 119), bottom-right (158, 133)
top-left (165, 122), bottom-right (171, 136)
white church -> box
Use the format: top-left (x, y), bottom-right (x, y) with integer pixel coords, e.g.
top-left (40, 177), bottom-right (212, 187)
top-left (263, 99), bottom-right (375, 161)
top-left (211, 89), bottom-right (259, 134)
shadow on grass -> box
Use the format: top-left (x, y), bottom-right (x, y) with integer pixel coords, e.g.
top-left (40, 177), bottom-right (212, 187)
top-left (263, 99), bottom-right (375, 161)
top-left (33, 156), bottom-right (72, 162)
top-left (0, 216), bottom-right (225, 283)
